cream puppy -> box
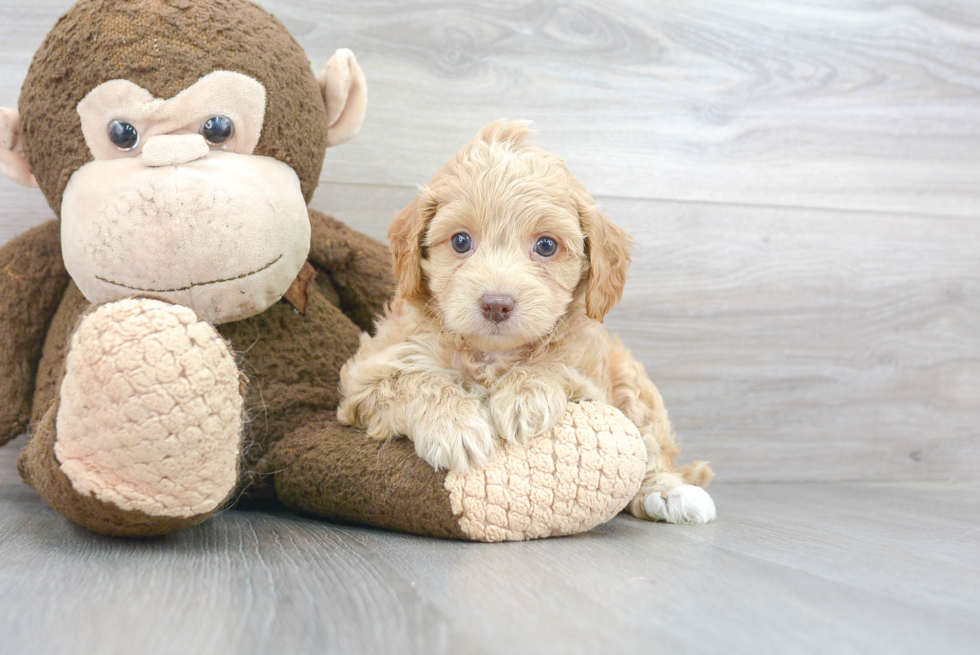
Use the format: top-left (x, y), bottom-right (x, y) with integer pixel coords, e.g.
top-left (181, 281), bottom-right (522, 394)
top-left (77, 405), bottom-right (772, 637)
top-left (338, 121), bottom-right (715, 524)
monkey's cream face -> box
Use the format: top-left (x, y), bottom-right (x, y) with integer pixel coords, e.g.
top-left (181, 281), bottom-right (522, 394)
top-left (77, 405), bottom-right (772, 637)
top-left (60, 71), bottom-right (311, 324)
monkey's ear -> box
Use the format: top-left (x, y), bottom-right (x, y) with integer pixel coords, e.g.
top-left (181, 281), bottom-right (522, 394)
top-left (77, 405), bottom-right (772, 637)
top-left (316, 49), bottom-right (368, 147)
top-left (0, 108), bottom-right (38, 188)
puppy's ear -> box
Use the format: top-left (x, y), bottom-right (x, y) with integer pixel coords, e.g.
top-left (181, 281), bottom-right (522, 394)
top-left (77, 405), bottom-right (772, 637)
top-left (388, 188), bottom-right (437, 300)
top-left (578, 195), bottom-right (634, 322)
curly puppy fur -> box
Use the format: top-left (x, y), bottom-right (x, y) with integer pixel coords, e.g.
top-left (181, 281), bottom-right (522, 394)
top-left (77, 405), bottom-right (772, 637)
top-left (339, 121), bottom-right (715, 523)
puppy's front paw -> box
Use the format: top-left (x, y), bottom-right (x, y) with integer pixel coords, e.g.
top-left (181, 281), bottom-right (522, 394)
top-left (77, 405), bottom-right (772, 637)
top-left (636, 484), bottom-right (717, 525)
top-left (489, 375), bottom-right (568, 445)
top-left (409, 394), bottom-right (497, 474)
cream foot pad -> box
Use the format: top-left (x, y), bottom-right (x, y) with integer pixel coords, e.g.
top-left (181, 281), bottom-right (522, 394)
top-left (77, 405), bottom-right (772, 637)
top-left (55, 298), bottom-right (244, 518)
top-left (445, 401), bottom-right (647, 542)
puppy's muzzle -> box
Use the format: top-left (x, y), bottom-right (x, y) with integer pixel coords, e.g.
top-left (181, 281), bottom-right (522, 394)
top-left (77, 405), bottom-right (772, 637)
top-left (480, 294), bottom-right (515, 324)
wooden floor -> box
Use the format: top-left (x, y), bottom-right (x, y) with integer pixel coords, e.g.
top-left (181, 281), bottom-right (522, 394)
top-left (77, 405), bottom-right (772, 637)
top-left (1, 0), bottom-right (978, 653)
top-left (0, 437), bottom-right (977, 655)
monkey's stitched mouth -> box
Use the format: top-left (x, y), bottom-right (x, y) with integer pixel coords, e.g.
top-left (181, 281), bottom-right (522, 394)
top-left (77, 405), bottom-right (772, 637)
top-left (94, 253), bottom-right (283, 293)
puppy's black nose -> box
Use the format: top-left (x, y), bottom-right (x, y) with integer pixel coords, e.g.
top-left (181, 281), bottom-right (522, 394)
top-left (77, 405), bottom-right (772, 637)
top-left (480, 294), bottom-right (516, 323)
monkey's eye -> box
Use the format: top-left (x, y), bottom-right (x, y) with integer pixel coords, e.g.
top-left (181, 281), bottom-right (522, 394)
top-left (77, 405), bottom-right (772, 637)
top-left (451, 232), bottom-right (473, 254)
top-left (534, 236), bottom-right (558, 257)
top-left (201, 116), bottom-right (234, 146)
top-left (107, 120), bottom-right (139, 151)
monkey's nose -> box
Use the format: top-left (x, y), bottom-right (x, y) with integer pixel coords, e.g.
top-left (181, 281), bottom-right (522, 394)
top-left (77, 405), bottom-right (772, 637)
top-left (480, 294), bottom-right (516, 324)
top-left (141, 134), bottom-right (210, 167)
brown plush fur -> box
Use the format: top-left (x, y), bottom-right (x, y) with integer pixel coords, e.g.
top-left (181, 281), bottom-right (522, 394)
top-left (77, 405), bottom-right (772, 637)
top-left (0, 221), bottom-right (70, 445)
top-left (28, 273), bottom-right (89, 431)
top-left (19, 0), bottom-right (329, 213)
top-left (12, 208), bottom-right (409, 534)
top-left (308, 211), bottom-right (397, 333)
top-left (259, 415), bottom-right (468, 539)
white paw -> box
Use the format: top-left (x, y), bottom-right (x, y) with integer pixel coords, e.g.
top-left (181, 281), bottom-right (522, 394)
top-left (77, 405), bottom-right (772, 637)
top-left (643, 484), bottom-right (717, 524)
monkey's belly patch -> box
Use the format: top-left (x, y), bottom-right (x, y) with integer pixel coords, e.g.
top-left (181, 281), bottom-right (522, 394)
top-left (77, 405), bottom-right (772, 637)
top-left (54, 298), bottom-right (244, 518)
top-left (444, 401), bottom-right (646, 542)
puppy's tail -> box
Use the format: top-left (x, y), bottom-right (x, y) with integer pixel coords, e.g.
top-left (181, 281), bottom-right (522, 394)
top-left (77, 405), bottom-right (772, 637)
top-left (679, 461), bottom-right (714, 487)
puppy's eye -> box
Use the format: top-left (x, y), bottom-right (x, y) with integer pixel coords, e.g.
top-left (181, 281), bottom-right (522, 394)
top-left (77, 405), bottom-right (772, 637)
top-left (108, 120), bottom-right (139, 151)
top-left (201, 116), bottom-right (234, 146)
top-left (534, 236), bottom-right (558, 257)
top-left (451, 232), bottom-right (473, 254)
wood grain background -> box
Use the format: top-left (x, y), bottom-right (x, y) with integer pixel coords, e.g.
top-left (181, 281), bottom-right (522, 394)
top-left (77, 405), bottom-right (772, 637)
top-left (1, 0), bottom-right (977, 482)
top-left (0, 472), bottom-right (977, 654)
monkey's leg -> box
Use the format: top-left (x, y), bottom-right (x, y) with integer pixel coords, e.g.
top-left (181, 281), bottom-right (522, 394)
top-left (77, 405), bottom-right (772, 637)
top-left (257, 402), bottom-right (648, 542)
top-left (18, 299), bottom-right (244, 537)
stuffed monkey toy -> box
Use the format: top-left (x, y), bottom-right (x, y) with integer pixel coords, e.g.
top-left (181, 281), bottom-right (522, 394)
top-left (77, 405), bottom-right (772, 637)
top-left (0, 0), bottom-right (647, 541)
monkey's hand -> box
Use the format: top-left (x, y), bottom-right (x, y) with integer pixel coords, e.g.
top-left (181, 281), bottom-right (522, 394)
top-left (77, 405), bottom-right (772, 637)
top-left (52, 298), bottom-right (244, 521)
top-left (308, 209), bottom-right (395, 334)
top-left (0, 220), bottom-right (69, 446)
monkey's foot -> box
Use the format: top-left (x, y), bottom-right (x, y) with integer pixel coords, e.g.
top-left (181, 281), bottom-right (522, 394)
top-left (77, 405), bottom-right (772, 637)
top-left (444, 402), bottom-right (648, 541)
top-left (20, 298), bottom-right (244, 536)
top-left (266, 401), bottom-right (648, 542)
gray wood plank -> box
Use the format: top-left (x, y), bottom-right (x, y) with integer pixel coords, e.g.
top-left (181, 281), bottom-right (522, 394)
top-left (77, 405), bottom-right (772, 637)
top-left (3, 0), bottom-right (980, 222)
top-left (348, 481), bottom-right (980, 655)
top-left (311, 183), bottom-right (980, 483)
top-left (1, 434), bottom-right (978, 655)
top-left (598, 198), bottom-right (980, 483)
top-left (291, 0), bottom-right (980, 217)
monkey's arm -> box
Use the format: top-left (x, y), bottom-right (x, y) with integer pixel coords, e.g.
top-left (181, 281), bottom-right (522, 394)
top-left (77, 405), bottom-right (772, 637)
top-left (307, 209), bottom-right (395, 334)
top-left (0, 220), bottom-right (70, 445)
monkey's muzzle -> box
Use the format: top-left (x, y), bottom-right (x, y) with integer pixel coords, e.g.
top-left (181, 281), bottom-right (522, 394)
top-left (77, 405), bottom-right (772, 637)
top-left (60, 150), bottom-right (311, 324)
